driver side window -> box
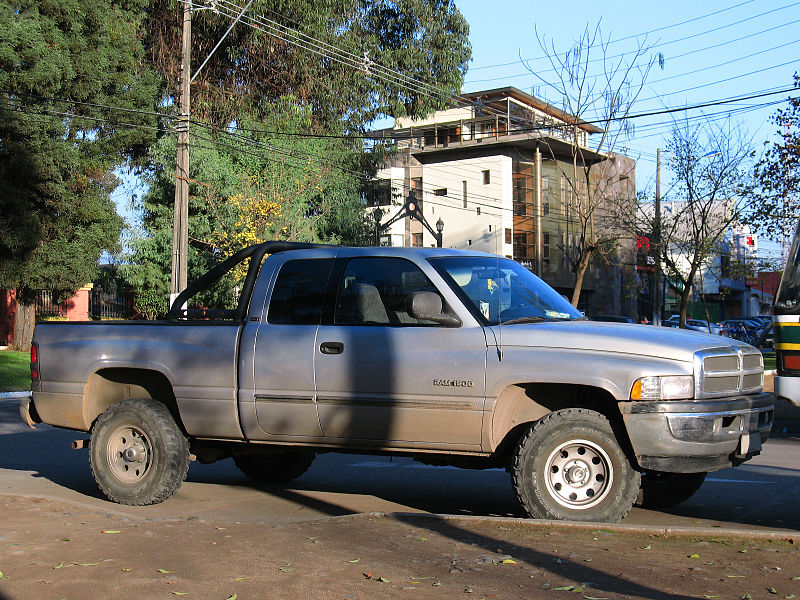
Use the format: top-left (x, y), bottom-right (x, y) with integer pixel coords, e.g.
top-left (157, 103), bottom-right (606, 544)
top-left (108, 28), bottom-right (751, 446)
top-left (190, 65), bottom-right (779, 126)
top-left (334, 257), bottom-right (441, 326)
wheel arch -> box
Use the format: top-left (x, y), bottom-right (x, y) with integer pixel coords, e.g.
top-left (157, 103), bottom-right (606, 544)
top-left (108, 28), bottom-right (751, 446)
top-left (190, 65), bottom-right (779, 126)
top-left (489, 382), bottom-right (635, 464)
top-left (84, 368), bottom-right (184, 433)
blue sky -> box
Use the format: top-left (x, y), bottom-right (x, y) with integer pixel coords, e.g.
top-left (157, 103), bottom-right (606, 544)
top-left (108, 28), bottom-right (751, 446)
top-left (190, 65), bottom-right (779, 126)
top-left (455, 0), bottom-right (799, 261)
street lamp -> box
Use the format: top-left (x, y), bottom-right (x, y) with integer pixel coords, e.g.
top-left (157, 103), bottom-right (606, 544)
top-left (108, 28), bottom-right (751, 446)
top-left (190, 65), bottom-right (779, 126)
top-left (436, 217), bottom-right (444, 248)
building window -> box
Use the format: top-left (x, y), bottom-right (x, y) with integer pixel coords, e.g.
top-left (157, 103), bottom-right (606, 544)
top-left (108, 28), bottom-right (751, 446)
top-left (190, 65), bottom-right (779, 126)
top-left (489, 224), bottom-right (492, 232)
top-left (468, 240), bottom-right (472, 245)
top-left (476, 206), bottom-right (481, 216)
top-left (366, 179), bottom-right (392, 207)
top-left (434, 188), bottom-right (447, 196)
top-left (462, 180), bottom-right (468, 208)
top-left (379, 234), bottom-right (392, 247)
top-left (482, 170), bottom-right (490, 185)
top-left (505, 228), bottom-right (512, 244)
top-left (543, 233), bottom-right (551, 271)
top-left (411, 233), bottom-right (423, 247)
top-left (513, 161), bottom-right (533, 217)
top-left (543, 203), bottom-right (550, 216)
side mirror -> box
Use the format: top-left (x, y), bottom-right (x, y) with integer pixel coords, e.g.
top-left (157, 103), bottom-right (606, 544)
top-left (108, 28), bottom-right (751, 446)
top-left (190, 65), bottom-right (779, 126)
top-left (407, 292), bottom-right (461, 327)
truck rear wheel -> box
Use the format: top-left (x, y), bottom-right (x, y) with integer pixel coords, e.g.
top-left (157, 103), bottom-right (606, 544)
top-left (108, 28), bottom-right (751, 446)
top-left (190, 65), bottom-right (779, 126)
top-left (234, 450), bottom-right (316, 483)
top-left (90, 399), bottom-right (190, 505)
top-left (635, 471), bottom-right (707, 509)
top-left (511, 408), bottom-right (640, 522)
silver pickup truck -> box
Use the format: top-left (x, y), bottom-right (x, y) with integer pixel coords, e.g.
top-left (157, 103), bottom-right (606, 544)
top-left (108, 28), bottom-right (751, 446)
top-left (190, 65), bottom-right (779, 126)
top-left (22, 242), bottom-right (774, 522)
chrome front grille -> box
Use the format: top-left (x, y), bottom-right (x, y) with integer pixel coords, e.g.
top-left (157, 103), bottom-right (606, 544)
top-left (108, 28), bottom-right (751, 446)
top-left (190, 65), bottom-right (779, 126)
top-left (696, 346), bottom-right (764, 399)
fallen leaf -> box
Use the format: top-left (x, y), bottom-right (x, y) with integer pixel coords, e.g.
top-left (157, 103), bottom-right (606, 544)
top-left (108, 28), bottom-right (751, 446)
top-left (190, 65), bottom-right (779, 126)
top-left (416, 537), bottom-right (427, 542)
top-left (785, 595), bottom-right (796, 599)
top-left (225, 595), bottom-right (237, 600)
top-left (741, 595), bottom-right (752, 599)
top-left (159, 569), bottom-right (173, 574)
top-left (53, 562), bottom-right (67, 570)
top-left (688, 554), bottom-right (701, 559)
top-left (79, 563), bottom-right (99, 567)
top-left (60, 538), bottom-right (69, 542)
top-left (793, 577), bottom-right (800, 581)
top-left (233, 577), bottom-right (246, 581)
top-left (411, 576), bottom-right (434, 581)
top-left (642, 545), bottom-right (651, 550)
top-left (348, 558), bottom-right (361, 563)
top-left (704, 595), bottom-right (721, 598)
top-left (0, 571), bottom-right (3, 579)
top-left (121, 568), bottom-right (132, 572)
top-left (583, 596), bottom-right (608, 600)
top-left (552, 585), bottom-right (577, 591)
top-left (769, 588), bottom-right (778, 595)
top-left (101, 530), bottom-right (121, 534)
top-left (363, 572), bottom-right (373, 580)
top-left (216, 527), bottom-right (227, 530)
top-left (501, 559), bottom-right (517, 565)
top-left (432, 582), bottom-right (442, 586)
top-left (172, 593), bottom-right (188, 596)
top-left (279, 564), bottom-right (293, 573)
top-left (727, 575), bottom-right (745, 578)
top-left (379, 577), bottom-right (391, 584)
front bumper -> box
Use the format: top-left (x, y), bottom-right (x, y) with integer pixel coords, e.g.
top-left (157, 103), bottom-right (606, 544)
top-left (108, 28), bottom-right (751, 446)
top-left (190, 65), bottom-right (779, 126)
top-left (619, 392), bottom-right (774, 473)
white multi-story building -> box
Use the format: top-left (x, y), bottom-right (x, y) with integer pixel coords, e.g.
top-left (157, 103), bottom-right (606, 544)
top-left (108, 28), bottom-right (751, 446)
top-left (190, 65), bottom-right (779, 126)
top-left (369, 87), bottom-right (638, 315)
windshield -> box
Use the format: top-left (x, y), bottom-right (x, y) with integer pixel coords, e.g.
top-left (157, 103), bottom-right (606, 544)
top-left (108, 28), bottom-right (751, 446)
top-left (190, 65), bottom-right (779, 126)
top-left (775, 220), bottom-right (800, 315)
top-left (430, 256), bottom-right (583, 325)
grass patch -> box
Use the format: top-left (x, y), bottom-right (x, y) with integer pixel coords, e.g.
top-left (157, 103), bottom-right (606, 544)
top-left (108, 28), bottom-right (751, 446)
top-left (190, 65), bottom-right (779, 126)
top-left (0, 350), bottom-right (31, 391)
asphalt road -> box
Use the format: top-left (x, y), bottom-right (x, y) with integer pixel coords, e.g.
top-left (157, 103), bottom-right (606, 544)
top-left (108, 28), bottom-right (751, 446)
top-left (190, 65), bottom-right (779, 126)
top-left (2, 398), bottom-right (798, 531)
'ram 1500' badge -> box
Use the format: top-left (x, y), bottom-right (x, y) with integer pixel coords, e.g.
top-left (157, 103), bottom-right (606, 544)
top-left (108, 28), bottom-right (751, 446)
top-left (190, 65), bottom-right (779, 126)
top-left (433, 379), bottom-right (474, 387)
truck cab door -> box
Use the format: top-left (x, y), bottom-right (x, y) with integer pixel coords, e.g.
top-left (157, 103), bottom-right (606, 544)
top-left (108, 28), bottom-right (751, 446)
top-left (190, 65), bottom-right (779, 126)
top-left (238, 251), bottom-right (337, 441)
top-left (314, 255), bottom-right (486, 450)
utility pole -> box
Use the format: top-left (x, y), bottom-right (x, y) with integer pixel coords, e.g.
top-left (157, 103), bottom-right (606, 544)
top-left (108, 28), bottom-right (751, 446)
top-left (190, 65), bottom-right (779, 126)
top-left (653, 147), bottom-right (662, 326)
top-left (170, 2), bottom-right (192, 306)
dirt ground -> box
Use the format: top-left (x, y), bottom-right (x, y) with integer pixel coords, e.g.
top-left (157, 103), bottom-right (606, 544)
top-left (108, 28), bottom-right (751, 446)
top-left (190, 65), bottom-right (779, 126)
top-left (0, 495), bottom-right (798, 600)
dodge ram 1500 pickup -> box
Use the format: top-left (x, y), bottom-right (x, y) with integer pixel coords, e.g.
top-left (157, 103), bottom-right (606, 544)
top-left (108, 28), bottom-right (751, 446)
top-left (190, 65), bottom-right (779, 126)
top-left (21, 241), bottom-right (774, 522)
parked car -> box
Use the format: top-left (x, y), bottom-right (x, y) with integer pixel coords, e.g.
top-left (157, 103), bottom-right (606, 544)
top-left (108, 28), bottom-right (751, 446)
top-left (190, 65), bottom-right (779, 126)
top-left (22, 242), bottom-right (772, 523)
top-left (663, 316), bottom-right (725, 336)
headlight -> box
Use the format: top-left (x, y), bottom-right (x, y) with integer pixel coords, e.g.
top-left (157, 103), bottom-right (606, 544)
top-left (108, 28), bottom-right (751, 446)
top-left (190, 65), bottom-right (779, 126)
top-left (630, 375), bottom-right (694, 401)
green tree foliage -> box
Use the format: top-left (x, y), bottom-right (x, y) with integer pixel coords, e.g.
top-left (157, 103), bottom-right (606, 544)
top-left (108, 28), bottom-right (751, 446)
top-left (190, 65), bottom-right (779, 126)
top-left (145, 0), bottom-right (471, 129)
top-left (124, 0), bottom-right (470, 309)
top-left (121, 100), bottom-right (375, 304)
top-left (0, 0), bottom-right (161, 348)
top-left (748, 75), bottom-right (800, 240)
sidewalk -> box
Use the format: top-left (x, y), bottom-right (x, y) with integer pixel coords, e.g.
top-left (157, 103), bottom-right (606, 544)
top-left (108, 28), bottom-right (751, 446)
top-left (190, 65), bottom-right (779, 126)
top-left (0, 494), bottom-right (798, 600)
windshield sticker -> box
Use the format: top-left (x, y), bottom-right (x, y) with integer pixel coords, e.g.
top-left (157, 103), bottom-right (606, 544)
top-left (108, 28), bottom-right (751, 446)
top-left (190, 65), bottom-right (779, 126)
top-left (487, 278), bottom-right (497, 293)
top-left (545, 310), bottom-right (571, 319)
top-left (480, 301), bottom-right (490, 320)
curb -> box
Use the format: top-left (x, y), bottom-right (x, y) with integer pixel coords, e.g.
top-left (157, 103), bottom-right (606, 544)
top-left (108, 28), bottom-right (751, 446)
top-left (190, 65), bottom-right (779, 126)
top-left (319, 511), bottom-right (798, 543)
top-left (0, 391), bottom-right (31, 400)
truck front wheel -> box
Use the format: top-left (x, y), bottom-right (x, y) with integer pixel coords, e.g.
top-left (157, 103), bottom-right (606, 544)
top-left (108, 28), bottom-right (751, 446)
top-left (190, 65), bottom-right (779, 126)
top-left (635, 471), bottom-right (707, 509)
top-left (90, 399), bottom-right (190, 505)
top-left (234, 450), bottom-right (316, 483)
top-left (511, 408), bottom-right (640, 522)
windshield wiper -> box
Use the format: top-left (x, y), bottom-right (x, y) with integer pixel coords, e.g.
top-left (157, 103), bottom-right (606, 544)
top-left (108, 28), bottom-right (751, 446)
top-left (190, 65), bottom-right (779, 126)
top-left (500, 316), bottom-right (546, 325)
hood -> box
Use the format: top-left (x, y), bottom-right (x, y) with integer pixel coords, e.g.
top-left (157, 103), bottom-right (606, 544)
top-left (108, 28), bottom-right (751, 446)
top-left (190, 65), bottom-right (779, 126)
top-left (489, 321), bottom-right (740, 363)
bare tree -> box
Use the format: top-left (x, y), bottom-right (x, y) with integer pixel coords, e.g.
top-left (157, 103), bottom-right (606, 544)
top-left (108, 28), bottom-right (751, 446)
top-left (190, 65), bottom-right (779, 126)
top-left (643, 119), bottom-right (754, 326)
top-left (525, 22), bottom-right (659, 306)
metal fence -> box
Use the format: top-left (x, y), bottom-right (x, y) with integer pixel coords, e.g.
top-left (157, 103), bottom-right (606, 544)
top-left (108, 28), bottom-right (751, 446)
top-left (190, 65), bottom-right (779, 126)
top-left (35, 290), bottom-right (68, 318)
top-left (89, 288), bottom-right (134, 319)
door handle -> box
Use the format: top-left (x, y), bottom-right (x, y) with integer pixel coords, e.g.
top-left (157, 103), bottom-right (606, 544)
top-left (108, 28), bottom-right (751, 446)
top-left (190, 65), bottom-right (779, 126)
top-left (320, 341), bottom-right (344, 355)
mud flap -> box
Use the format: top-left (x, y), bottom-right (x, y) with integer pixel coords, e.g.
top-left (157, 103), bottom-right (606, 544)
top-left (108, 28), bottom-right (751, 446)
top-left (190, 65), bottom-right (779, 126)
top-left (19, 395), bottom-right (40, 428)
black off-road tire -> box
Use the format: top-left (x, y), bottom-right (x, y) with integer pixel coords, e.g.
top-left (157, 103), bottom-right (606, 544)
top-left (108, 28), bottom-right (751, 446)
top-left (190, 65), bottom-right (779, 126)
top-left (511, 408), bottom-right (641, 523)
top-left (90, 399), bottom-right (190, 505)
top-left (234, 450), bottom-right (316, 483)
top-left (635, 471), bottom-right (707, 509)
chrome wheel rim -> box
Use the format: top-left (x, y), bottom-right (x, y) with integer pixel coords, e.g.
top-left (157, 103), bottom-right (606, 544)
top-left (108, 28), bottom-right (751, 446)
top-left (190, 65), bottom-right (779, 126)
top-left (544, 439), bottom-right (613, 509)
top-left (106, 425), bottom-right (152, 484)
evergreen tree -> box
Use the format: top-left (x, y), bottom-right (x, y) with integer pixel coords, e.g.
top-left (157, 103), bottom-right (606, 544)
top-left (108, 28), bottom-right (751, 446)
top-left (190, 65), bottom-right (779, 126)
top-left (0, 0), bottom-right (161, 348)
